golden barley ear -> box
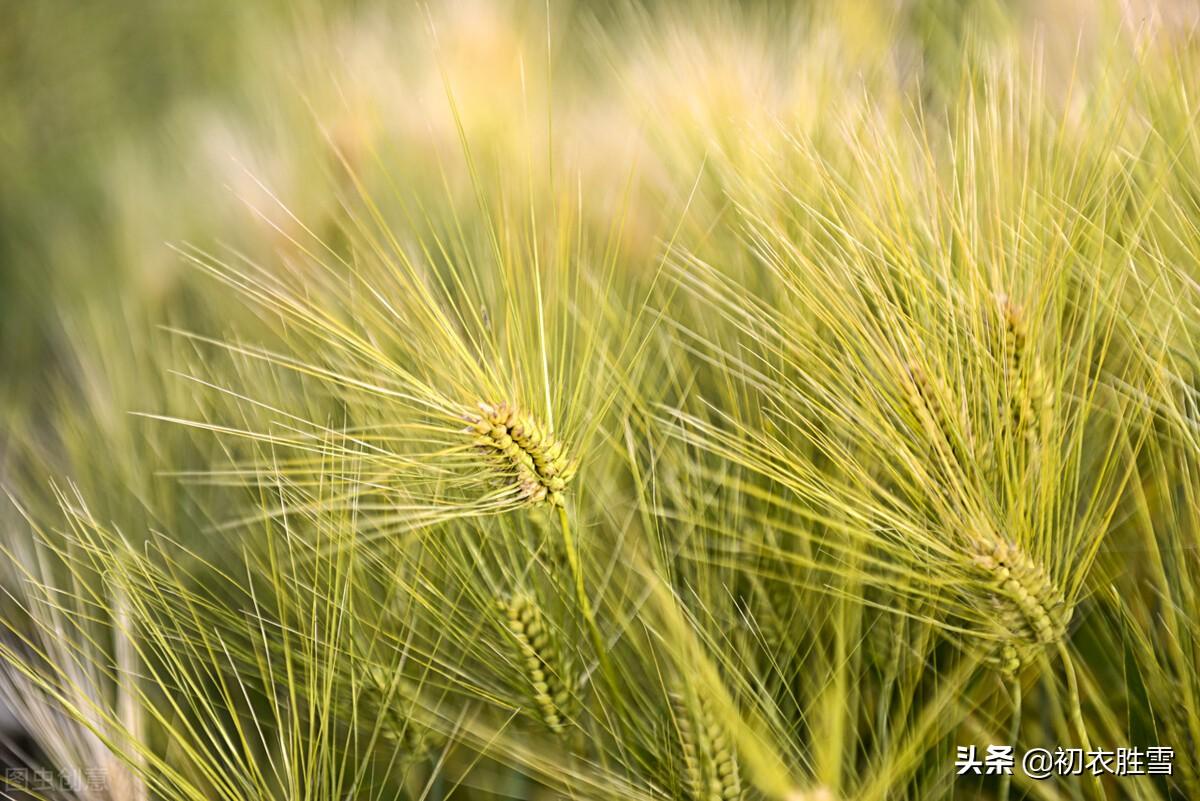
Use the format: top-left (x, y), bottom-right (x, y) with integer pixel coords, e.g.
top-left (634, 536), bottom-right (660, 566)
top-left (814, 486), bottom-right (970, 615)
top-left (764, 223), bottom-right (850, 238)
top-left (500, 593), bottom-right (575, 736)
top-left (467, 402), bottom-right (579, 507)
top-left (968, 531), bottom-right (1070, 676)
top-left (669, 686), bottom-right (744, 801)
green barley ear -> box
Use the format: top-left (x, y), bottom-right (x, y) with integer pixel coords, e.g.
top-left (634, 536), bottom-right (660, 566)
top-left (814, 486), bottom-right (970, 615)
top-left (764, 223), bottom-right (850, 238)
top-left (669, 686), bottom-right (744, 801)
top-left (743, 574), bottom-right (794, 659)
top-left (900, 361), bottom-right (975, 472)
top-left (995, 294), bottom-right (1050, 446)
top-left (500, 592), bottom-right (575, 735)
top-left (362, 666), bottom-right (444, 762)
top-left (968, 530), bottom-right (1069, 675)
top-left (863, 590), bottom-right (907, 677)
top-left (468, 402), bottom-right (579, 507)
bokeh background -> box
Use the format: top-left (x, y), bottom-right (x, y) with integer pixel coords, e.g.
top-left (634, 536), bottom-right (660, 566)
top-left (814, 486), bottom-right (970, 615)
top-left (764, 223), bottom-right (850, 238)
top-left (5, 0), bottom-right (1196, 417)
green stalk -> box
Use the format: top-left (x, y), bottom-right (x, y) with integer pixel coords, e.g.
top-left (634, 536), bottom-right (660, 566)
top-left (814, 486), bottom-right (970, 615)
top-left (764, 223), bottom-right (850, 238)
top-left (556, 504), bottom-right (616, 690)
top-left (999, 677), bottom-right (1021, 801)
top-left (1058, 642), bottom-right (1104, 800)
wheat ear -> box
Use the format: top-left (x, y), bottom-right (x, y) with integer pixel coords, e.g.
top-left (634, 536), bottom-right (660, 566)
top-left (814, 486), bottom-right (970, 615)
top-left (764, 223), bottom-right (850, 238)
top-left (670, 689), bottom-right (744, 801)
top-left (997, 295), bottom-right (1050, 445)
top-left (501, 593), bottom-right (575, 735)
top-left (467, 402), bottom-right (578, 506)
top-left (901, 361), bottom-right (974, 471)
top-left (969, 533), bottom-right (1069, 675)
top-left (363, 666), bottom-right (443, 760)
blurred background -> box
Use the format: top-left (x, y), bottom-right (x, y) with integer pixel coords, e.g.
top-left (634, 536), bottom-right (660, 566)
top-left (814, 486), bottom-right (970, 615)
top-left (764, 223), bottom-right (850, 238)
top-left (1, 0), bottom-right (1195, 782)
top-left (4, 0), bottom-right (1197, 410)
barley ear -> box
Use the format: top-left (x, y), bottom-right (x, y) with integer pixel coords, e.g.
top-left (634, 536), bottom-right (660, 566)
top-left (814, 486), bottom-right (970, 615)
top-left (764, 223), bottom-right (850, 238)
top-left (901, 361), bottom-right (974, 472)
top-left (969, 531), bottom-right (1070, 675)
top-left (363, 666), bottom-right (444, 762)
top-left (996, 295), bottom-right (1050, 447)
top-left (670, 687), bottom-right (744, 801)
top-left (1167, 704), bottom-right (1200, 797)
top-left (501, 592), bottom-right (575, 735)
top-left (467, 402), bottom-right (578, 507)
top-left (785, 789), bottom-right (837, 801)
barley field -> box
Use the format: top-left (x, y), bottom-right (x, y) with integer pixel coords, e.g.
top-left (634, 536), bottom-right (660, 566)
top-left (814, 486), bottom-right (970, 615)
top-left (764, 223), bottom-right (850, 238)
top-left (2, 2), bottom-right (1199, 800)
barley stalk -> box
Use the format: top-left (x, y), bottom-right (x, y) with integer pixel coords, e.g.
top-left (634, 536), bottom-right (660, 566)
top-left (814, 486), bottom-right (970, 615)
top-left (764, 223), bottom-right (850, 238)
top-left (999, 677), bottom-right (1021, 801)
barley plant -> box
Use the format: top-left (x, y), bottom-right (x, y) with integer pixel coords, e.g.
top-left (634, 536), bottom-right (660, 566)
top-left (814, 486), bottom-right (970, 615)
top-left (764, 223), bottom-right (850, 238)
top-left (3, 2), bottom-right (1200, 800)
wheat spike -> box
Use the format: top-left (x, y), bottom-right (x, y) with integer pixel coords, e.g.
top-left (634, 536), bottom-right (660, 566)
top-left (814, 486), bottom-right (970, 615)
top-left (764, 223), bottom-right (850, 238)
top-left (501, 593), bottom-right (575, 735)
top-left (670, 689), bottom-right (743, 801)
top-left (468, 402), bottom-right (578, 507)
top-left (969, 534), bottom-right (1069, 674)
top-left (901, 361), bottom-right (974, 471)
top-left (997, 295), bottom-right (1050, 445)
top-left (363, 666), bottom-right (443, 761)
